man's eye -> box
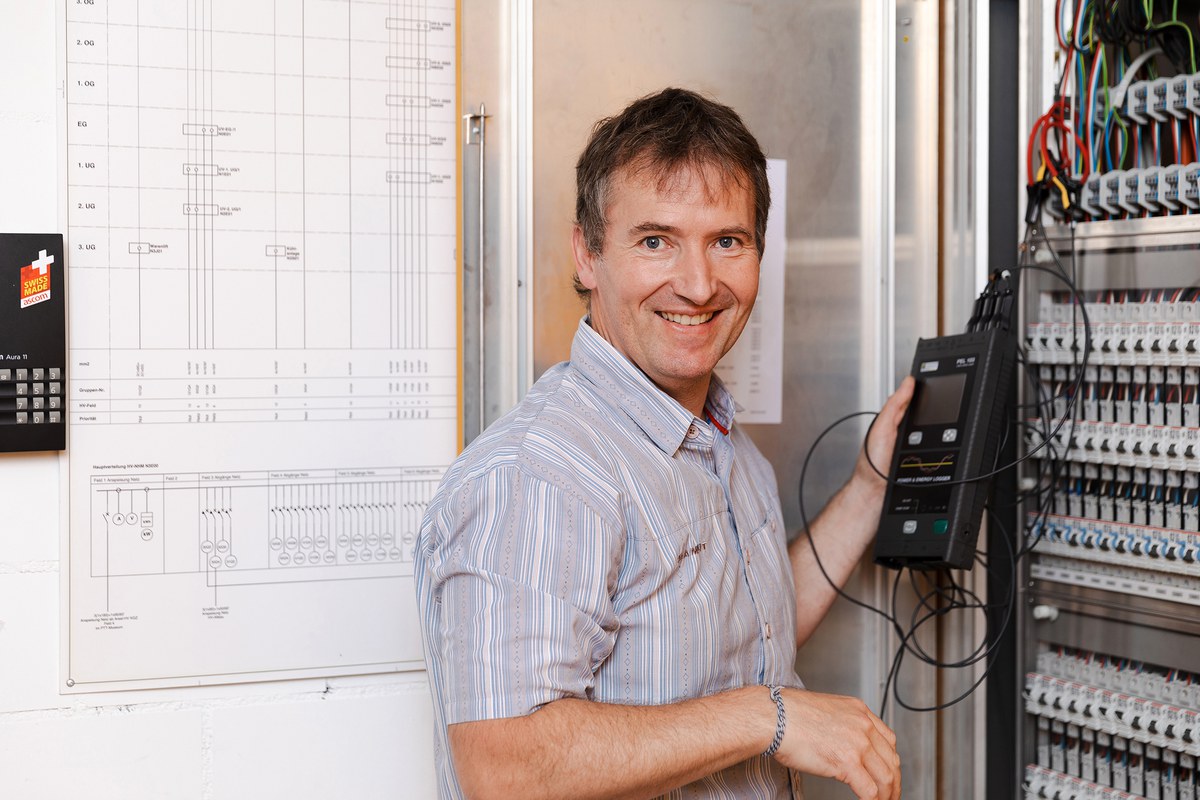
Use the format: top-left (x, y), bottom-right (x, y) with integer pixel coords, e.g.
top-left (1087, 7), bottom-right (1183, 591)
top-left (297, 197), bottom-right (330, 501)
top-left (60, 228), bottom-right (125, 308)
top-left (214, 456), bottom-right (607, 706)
top-left (717, 236), bottom-right (737, 249)
top-left (643, 236), bottom-right (662, 250)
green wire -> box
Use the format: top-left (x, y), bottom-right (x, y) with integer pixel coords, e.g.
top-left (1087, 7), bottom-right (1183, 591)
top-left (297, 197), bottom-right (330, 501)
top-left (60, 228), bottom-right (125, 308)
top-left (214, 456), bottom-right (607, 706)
top-left (1148, 20), bottom-right (1198, 73)
top-left (1111, 47), bottom-right (1129, 169)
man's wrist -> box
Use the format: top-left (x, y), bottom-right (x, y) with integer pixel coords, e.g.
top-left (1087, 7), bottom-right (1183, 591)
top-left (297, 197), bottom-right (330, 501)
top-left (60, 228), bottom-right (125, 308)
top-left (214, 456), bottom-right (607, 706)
top-left (847, 463), bottom-right (887, 507)
top-left (762, 685), bottom-right (787, 758)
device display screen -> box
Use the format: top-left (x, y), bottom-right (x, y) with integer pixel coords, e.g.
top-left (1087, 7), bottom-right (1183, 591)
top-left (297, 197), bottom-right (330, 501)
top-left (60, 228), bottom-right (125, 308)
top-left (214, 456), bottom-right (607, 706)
top-left (910, 373), bottom-right (968, 427)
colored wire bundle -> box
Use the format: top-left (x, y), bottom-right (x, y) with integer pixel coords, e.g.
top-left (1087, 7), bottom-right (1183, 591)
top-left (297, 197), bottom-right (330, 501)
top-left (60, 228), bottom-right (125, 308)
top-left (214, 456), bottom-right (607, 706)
top-left (1031, 1), bottom-right (1200, 221)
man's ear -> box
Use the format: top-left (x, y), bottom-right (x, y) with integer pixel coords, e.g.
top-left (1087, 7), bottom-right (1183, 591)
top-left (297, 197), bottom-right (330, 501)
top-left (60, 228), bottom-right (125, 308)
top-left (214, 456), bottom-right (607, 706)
top-left (572, 225), bottom-right (600, 290)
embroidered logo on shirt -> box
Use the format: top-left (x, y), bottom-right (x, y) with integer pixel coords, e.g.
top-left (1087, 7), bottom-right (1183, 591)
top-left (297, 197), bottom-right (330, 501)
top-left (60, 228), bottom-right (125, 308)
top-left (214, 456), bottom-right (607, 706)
top-left (676, 541), bottom-right (707, 563)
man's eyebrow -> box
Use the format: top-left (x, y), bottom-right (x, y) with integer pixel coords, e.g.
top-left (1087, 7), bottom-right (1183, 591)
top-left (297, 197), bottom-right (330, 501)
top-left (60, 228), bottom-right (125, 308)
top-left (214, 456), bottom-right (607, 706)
top-left (627, 223), bottom-right (754, 238)
top-left (629, 222), bottom-right (680, 236)
top-left (713, 225), bottom-right (753, 239)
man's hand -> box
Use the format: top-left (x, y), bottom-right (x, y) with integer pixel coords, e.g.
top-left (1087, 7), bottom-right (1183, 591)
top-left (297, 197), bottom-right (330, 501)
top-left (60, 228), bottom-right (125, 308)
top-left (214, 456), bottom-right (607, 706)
top-left (853, 376), bottom-right (916, 497)
top-left (773, 689), bottom-right (901, 800)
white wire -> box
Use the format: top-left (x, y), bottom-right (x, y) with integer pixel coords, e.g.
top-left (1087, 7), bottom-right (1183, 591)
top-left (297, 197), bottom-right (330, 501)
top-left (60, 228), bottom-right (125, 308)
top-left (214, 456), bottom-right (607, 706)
top-left (1106, 47), bottom-right (1164, 109)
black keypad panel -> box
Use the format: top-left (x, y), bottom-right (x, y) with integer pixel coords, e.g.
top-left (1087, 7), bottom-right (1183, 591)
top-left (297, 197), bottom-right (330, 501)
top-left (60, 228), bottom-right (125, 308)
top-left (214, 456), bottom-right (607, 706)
top-left (0, 366), bottom-right (66, 450)
top-left (1, 233), bottom-right (66, 452)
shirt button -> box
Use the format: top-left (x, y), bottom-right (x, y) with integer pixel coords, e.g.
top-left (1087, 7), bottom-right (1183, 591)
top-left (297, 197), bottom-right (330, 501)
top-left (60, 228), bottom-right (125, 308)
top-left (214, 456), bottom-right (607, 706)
top-left (686, 425), bottom-right (699, 439)
top-left (765, 623), bottom-right (772, 640)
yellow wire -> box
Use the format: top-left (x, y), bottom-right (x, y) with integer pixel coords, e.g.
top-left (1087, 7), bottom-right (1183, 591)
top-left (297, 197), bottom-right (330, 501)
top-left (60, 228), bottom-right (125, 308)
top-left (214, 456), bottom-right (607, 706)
top-left (1052, 176), bottom-right (1072, 209)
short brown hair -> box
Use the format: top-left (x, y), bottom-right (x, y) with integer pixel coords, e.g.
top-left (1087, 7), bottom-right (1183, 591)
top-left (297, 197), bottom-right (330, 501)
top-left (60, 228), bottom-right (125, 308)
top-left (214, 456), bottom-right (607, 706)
top-left (573, 87), bottom-right (770, 304)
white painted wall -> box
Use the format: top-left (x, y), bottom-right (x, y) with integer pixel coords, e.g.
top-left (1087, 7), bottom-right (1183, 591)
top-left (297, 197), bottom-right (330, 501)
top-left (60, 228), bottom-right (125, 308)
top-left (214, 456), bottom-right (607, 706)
top-left (0, 4), bottom-right (438, 796)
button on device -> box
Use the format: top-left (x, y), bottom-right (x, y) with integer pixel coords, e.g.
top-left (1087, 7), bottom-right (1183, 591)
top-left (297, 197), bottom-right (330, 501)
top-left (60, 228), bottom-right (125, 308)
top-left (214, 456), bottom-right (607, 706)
top-left (932, 519), bottom-right (949, 535)
top-left (15, 412), bottom-right (28, 424)
top-left (49, 382), bottom-right (61, 395)
top-left (902, 520), bottom-right (918, 534)
top-left (31, 368), bottom-right (44, 381)
top-left (31, 383), bottom-right (44, 396)
top-left (32, 397), bottom-right (44, 410)
top-left (15, 397), bottom-right (28, 410)
top-left (48, 411), bottom-right (61, 424)
top-left (48, 368), bottom-right (61, 381)
top-left (907, 431), bottom-right (923, 446)
top-left (48, 396), bottom-right (61, 410)
top-left (15, 369), bottom-right (27, 381)
top-left (31, 412), bottom-right (44, 424)
top-left (942, 428), bottom-right (958, 443)
top-left (0, 369), bottom-right (9, 381)
top-left (15, 383), bottom-right (27, 396)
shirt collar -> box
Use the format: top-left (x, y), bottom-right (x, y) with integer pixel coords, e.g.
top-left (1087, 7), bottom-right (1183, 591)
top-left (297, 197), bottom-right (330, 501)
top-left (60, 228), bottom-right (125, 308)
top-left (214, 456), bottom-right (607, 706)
top-left (570, 317), bottom-right (737, 454)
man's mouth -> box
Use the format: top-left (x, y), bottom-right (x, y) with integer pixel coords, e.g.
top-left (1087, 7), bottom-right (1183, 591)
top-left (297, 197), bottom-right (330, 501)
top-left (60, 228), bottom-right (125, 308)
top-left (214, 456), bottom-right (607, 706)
top-left (657, 311), bottom-right (715, 326)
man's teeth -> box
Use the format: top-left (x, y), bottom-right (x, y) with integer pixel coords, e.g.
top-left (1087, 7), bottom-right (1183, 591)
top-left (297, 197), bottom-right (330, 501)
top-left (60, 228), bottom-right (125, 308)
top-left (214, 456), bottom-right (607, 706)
top-left (660, 311), bottom-right (714, 326)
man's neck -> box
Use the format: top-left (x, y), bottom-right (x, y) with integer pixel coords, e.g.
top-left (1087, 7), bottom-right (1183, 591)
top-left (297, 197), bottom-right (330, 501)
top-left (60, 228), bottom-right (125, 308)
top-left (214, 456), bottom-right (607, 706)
top-left (665, 377), bottom-right (711, 420)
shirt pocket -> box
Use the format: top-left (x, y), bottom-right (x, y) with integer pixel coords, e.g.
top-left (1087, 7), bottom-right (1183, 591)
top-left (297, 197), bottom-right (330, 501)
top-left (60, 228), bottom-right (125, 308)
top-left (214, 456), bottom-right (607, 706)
top-left (626, 507), bottom-right (722, 573)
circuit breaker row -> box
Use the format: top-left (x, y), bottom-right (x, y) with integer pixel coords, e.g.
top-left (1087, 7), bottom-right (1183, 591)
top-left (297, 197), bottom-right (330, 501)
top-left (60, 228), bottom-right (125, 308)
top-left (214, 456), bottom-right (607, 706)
top-left (1028, 513), bottom-right (1199, 578)
top-left (1024, 645), bottom-right (1200, 799)
top-left (1027, 323), bottom-right (1200, 367)
top-left (1025, 674), bottom-right (1200, 756)
top-left (1034, 647), bottom-right (1199, 711)
top-left (1027, 289), bottom-right (1200, 368)
top-left (1029, 418), bottom-right (1200, 472)
top-left (1030, 365), bottom-right (1198, 427)
top-left (1039, 466), bottom-right (1199, 531)
top-left (1025, 762), bottom-right (1194, 800)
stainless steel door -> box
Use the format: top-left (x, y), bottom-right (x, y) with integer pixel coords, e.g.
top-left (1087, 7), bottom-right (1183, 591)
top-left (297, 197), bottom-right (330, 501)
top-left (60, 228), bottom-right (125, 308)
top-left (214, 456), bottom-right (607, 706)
top-left (527, 2), bottom-right (942, 798)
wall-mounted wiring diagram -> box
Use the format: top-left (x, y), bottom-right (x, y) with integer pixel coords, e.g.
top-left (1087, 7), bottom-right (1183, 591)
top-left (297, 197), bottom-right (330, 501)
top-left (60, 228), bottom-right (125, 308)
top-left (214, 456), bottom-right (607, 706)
top-left (62, 0), bottom-right (458, 692)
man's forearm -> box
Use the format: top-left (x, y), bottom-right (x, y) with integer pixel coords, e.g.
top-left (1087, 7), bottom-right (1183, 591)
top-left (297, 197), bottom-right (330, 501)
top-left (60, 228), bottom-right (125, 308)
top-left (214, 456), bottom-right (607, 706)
top-left (449, 685), bottom-right (902, 800)
top-left (788, 475), bottom-right (886, 647)
top-left (448, 688), bottom-right (773, 800)
top-left (789, 377), bottom-right (915, 647)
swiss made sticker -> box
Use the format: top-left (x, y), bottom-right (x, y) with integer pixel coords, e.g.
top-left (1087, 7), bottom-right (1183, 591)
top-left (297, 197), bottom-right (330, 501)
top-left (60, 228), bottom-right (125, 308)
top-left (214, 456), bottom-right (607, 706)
top-left (19, 249), bottom-right (54, 309)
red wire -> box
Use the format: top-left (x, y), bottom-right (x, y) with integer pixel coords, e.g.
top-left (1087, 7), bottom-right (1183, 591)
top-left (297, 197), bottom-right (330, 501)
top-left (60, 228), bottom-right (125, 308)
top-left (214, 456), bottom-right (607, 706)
top-left (1026, 15), bottom-right (1082, 187)
top-left (1085, 50), bottom-right (1102, 172)
top-left (1028, 111), bottom-right (1054, 185)
top-left (1043, 118), bottom-right (1089, 177)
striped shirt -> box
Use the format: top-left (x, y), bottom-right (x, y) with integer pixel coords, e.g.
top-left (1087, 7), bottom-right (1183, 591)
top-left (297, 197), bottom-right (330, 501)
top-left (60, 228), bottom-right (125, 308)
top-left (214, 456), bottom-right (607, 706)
top-left (415, 318), bottom-right (803, 799)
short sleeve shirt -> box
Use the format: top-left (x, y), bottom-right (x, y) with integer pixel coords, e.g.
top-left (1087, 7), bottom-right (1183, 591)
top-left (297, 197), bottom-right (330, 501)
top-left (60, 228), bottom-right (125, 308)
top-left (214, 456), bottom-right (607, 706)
top-left (415, 319), bottom-right (803, 799)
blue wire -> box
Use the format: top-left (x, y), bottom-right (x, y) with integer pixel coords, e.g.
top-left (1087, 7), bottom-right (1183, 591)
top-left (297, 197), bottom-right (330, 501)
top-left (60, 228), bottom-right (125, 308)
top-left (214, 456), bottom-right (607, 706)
top-left (1104, 115), bottom-right (1115, 171)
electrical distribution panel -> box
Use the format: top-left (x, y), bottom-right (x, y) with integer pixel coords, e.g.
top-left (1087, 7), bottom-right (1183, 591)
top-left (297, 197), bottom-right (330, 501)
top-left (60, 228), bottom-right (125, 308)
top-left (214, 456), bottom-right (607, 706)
top-left (1021, 287), bottom-right (1200, 800)
top-left (1019, 3), bottom-right (1200, 797)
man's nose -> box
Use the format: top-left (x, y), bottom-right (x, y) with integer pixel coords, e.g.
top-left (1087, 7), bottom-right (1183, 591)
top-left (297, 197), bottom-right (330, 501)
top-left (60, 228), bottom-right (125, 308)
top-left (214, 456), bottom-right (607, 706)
top-left (671, 246), bottom-right (718, 304)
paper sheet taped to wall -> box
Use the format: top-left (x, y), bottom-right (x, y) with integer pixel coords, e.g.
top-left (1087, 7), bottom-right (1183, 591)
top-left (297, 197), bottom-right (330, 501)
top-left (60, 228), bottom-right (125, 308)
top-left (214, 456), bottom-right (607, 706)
top-left (718, 158), bottom-right (786, 425)
top-left (62, 0), bottom-right (457, 692)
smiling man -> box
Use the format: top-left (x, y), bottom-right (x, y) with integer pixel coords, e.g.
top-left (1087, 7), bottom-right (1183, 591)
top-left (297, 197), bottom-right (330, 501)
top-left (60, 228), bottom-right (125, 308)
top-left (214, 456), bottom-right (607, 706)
top-left (415, 88), bottom-right (913, 800)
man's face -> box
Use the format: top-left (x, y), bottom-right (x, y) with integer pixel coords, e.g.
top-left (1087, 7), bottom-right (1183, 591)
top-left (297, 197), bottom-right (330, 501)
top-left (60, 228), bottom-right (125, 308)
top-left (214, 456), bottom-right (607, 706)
top-left (573, 163), bottom-right (760, 413)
